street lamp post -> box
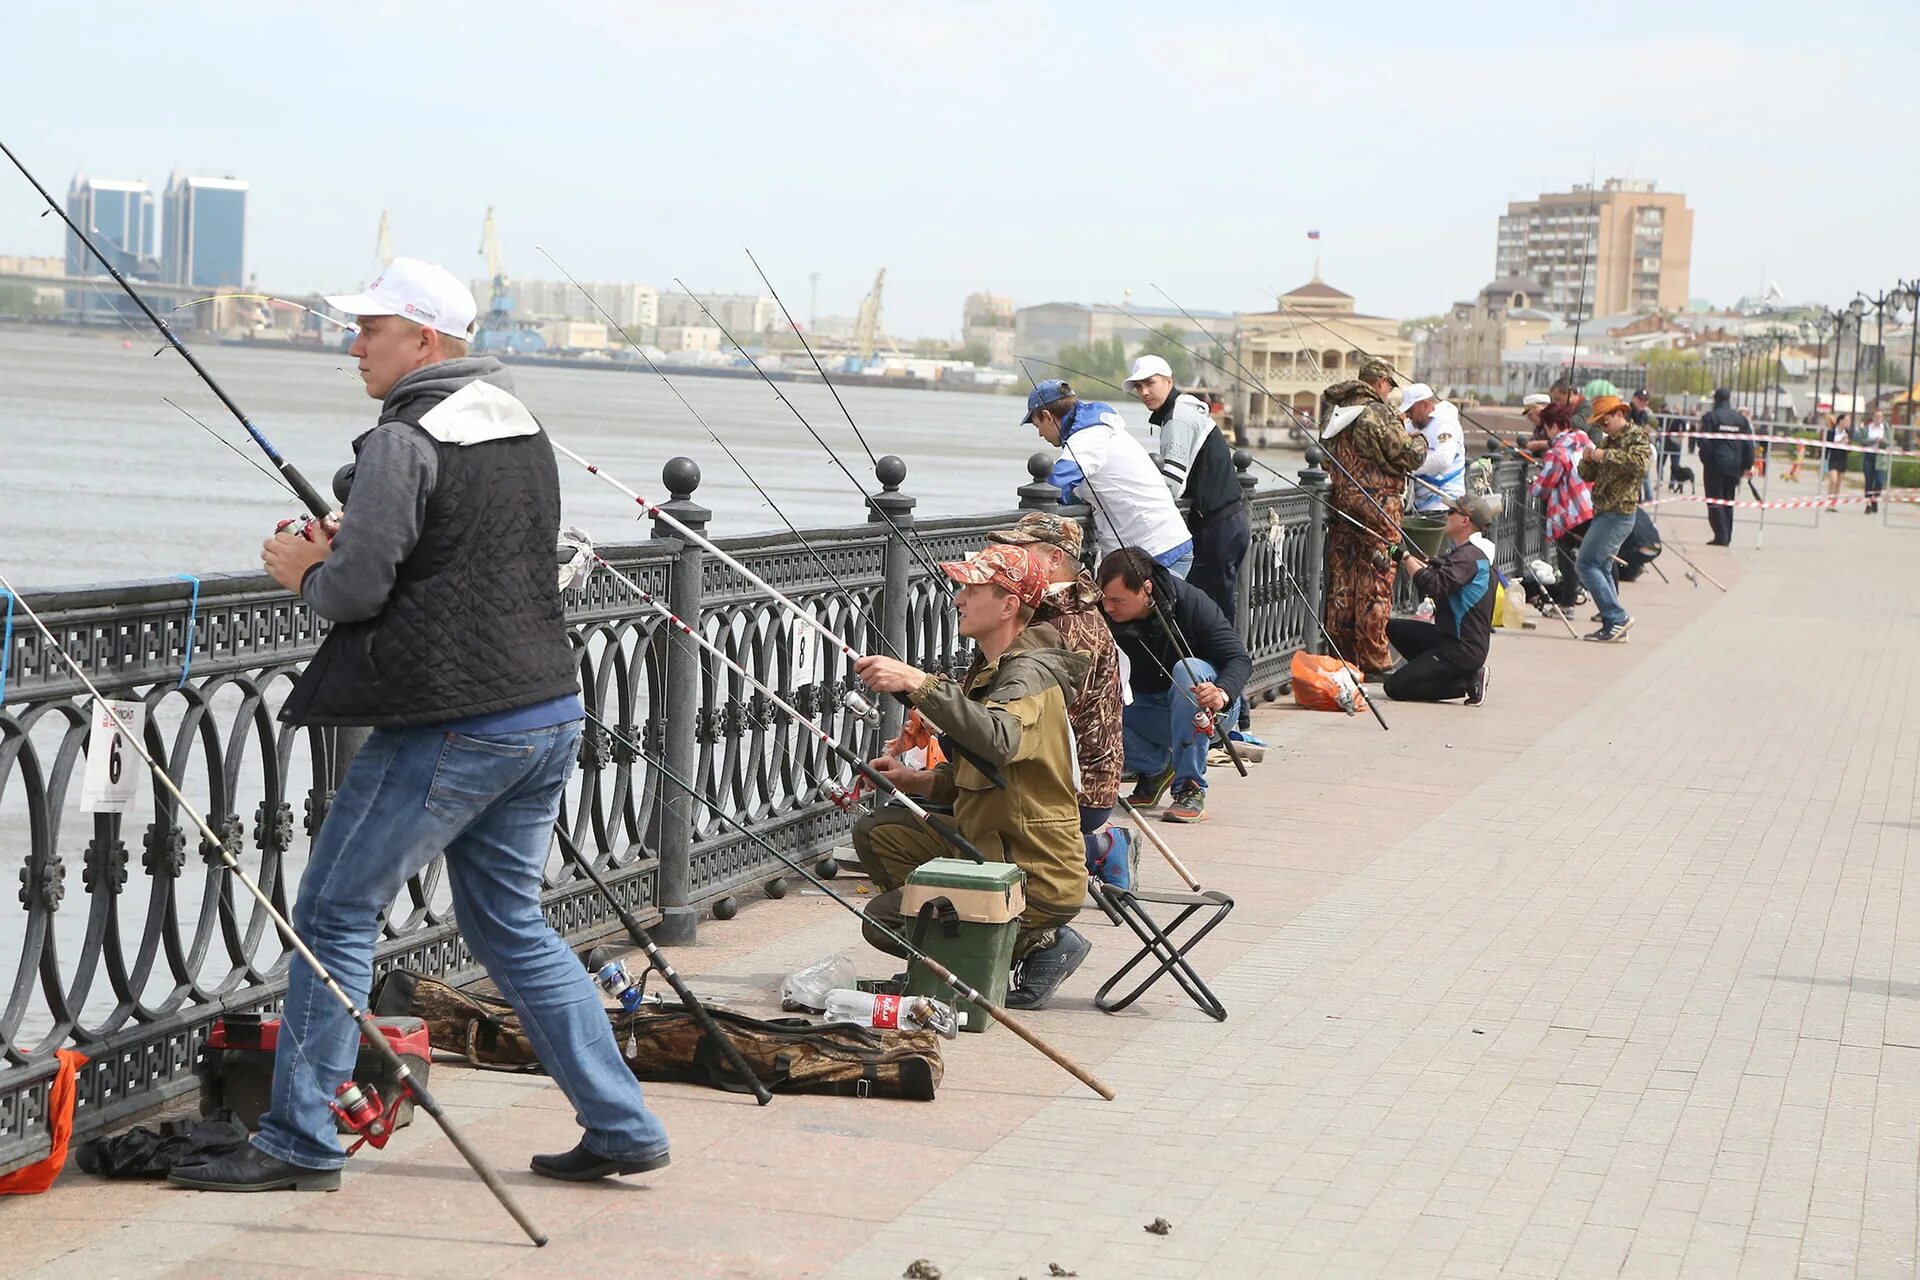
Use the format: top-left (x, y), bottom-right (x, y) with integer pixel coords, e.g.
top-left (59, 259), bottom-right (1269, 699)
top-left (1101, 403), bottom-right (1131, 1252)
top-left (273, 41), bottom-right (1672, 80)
top-left (1848, 296), bottom-right (1868, 425)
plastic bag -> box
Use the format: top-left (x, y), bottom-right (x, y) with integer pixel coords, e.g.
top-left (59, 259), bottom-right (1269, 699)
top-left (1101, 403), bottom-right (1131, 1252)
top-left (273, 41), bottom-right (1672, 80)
top-left (1290, 651), bottom-right (1366, 715)
top-left (780, 954), bottom-right (857, 1013)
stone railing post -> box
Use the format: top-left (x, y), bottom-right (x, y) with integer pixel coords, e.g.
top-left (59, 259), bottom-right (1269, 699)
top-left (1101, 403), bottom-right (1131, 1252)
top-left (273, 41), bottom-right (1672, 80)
top-left (1233, 449), bottom-right (1257, 634)
top-left (651, 456), bottom-right (709, 944)
top-left (869, 455), bottom-right (916, 744)
top-left (1018, 451), bottom-right (1060, 511)
top-left (1298, 446), bottom-right (1331, 652)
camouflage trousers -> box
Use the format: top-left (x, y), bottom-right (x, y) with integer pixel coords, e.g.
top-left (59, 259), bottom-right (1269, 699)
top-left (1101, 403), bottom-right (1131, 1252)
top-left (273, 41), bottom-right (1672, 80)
top-left (851, 804), bottom-right (1079, 961)
top-left (1324, 518), bottom-right (1397, 674)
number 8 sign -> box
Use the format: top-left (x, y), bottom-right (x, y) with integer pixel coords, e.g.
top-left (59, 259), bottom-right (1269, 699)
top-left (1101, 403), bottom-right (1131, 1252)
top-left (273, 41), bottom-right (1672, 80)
top-left (80, 698), bottom-right (145, 813)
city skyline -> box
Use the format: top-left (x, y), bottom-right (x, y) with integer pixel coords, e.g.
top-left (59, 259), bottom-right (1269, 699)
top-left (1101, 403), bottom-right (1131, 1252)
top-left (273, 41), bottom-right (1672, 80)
top-left (4, 1), bottom-right (1916, 337)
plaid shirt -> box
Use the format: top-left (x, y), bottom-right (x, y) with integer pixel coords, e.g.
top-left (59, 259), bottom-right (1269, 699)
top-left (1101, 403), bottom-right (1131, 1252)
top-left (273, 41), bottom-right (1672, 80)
top-left (1529, 428), bottom-right (1595, 540)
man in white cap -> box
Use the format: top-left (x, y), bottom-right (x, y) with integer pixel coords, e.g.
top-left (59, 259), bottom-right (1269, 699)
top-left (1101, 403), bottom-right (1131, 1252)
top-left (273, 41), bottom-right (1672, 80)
top-left (174, 259), bottom-right (672, 1193)
top-left (1124, 355), bottom-right (1249, 623)
top-left (1399, 383), bottom-right (1466, 514)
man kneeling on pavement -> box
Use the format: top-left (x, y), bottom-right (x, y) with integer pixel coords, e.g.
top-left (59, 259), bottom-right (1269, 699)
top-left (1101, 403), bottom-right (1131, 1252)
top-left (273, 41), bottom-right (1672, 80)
top-left (851, 544), bottom-right (1094, 1011)
top-left (1384, 496), bottom-right (1497, 706)
top-left (1098, 547), bottom-right (1252, 825)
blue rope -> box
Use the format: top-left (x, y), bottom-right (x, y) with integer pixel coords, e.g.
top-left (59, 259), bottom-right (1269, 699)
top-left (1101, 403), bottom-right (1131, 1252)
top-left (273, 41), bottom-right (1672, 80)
top-left (176, 574), bottom-right (200, 688)
top-left (0, 589), bottom-right (13, 705)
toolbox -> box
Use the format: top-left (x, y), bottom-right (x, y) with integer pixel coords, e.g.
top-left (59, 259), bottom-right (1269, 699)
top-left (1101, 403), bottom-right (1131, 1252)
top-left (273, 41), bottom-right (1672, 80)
top-left (901, 858), bottom-right (1026, 1034)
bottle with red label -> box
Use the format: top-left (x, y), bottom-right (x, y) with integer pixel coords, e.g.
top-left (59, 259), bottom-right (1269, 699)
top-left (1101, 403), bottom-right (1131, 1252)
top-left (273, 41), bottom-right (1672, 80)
top-left (821, 988), bottom-right (961, 1037)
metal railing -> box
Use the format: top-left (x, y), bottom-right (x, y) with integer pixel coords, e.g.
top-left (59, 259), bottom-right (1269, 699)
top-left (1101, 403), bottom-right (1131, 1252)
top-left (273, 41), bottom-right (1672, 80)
top-left (0, 445), bottom-right (1540, 1172)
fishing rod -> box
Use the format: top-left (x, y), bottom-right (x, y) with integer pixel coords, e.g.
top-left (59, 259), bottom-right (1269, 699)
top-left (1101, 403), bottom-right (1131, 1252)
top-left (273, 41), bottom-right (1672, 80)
top-left (0, 569), bottom-right (546, 1243)
top-left (170, 293), bottom-right (360, 335)
top-left (576, 707), bottom-right (1115, 1101)
top-left (165, 398), bottom-right (305, 500)
top-left (671, 279), bottom-right (954, 592)
top-left (548, 438), bottom-right (1014, 789)
top-left (536, 249), bottom-right (899, 658)
top-left (563, 530), bottom-right (992, 861)
top-left (1014, 360), bottom-right (1248, 775)
top-left (0, 141), bottom-right (331, 520)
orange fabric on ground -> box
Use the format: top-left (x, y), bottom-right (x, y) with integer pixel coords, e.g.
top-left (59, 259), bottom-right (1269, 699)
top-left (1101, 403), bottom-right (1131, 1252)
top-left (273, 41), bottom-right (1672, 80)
top-left (0, 1048), bottom-right (87, 1194)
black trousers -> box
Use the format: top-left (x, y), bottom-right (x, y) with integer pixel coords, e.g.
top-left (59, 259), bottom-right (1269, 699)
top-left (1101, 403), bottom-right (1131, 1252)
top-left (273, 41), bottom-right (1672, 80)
top-left (1383, 618), bottom-right (1478, 703)
top-left (1704, 470), bottom-right (1738, 543)
top-left (1187, 504), bottom-right (1251, 623)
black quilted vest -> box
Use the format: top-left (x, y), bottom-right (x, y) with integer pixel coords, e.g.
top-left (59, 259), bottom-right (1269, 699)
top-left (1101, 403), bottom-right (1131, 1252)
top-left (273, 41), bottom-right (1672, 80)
top-left (281, 400), bottom-right (578, 728)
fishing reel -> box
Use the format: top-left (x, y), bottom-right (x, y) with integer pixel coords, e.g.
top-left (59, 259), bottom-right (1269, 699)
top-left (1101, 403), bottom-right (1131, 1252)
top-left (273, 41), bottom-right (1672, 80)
top-left (330, 1080), bottom-right (403, 1154)
top-left (594, 958), bottom-right (656, 1013)
top-left (275, 512), bottom-right (341, 543)
top-left (841, 689), bottom-right (880, 725)
top-left (822, 779), bottom-right (863, 813)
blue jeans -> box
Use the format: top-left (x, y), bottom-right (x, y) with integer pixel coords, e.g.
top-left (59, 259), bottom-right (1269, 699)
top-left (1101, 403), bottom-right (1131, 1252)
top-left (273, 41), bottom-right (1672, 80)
top-left (1576, 510), bottom-right (1636, 629)
top-left (1122, 658), bottom-right (1240, 790)
top-left (253, 721), bottom-right (668, 1171)
top-left (1163, 551), bottom-right (1194, 580)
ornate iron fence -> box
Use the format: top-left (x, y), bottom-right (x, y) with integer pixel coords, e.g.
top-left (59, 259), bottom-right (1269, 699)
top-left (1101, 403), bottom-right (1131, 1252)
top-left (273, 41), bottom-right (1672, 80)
top-left (0, 445), bottom-right (1537, 1173)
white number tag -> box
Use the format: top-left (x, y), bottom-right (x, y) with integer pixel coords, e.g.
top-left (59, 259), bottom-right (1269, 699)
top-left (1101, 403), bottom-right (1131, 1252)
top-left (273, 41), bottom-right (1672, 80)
top-left (789, 619), bottom-right (816, 690)
top-left (80, 698), bottom-right (145, 813)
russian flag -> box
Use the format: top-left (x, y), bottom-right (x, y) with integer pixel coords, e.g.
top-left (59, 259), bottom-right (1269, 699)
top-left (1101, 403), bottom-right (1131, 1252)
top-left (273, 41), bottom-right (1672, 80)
top-left (1307, 229), bottom-right (1321, 240)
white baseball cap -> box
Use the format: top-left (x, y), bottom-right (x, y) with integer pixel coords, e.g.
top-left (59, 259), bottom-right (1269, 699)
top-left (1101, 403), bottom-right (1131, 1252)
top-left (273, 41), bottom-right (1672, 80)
top-left (1522, 393), bottom-right (1551, 408)
top-left (1397, 382), bottom-right (1438, 413)
top-left (1123, 354), bottom-right (1174, 391)
top-left (325, 257), bottom-right (477, 339)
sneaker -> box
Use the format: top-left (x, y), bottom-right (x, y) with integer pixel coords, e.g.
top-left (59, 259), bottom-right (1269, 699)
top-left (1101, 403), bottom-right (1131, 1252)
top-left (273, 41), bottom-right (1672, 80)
top-left (1163, 784), bottom-right (1208, 824)
top-left (1005, 926), bottom-right (1092, 1010)
top-left (1583, 623), bottom-right (1632, 644)
top-left (1084, 827), bottom-right (1133, 893)
top-left (1465, 666), bottom-right (1488, 706)
top-left (1127, 765), bottom-right (1176, 808)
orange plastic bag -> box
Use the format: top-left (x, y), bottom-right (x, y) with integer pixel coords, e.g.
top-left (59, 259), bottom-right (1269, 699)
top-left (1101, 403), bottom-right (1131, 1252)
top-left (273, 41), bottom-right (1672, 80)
top-left (1290, 651), bottom-right (1367, 715)
top-left (883, 709), bottom-right (948, 770)
top-left (0, 1049), bottom-right (87, 1194)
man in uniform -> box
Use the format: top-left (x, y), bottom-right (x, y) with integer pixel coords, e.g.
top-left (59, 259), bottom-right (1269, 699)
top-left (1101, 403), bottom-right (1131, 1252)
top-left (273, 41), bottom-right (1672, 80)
top-left (988, 513), bottom-right (1130, 889)
top-left (1399, 383), bottom-right (1466, 514)
top-left (852, 544), bottom-right (1093, 1010)
top-left (1318, 357), bottom-right (1427, 677)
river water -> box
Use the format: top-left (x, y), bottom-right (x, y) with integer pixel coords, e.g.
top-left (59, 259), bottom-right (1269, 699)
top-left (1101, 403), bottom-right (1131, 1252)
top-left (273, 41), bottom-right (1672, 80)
top-left (0, 326), bottom-right (1080, 589)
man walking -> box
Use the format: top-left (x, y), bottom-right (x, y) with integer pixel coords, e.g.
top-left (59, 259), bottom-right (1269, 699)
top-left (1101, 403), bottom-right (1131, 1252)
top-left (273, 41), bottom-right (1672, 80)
top-left (174, 259), bottom-right (671, 1193)
top-left (1098, 547), bottom-right (1252, 825)
top-left (1319, 358), bottom-right (1427, 677)
top-left (988, 513), bottom-right (1131, 890)
top-left (1025, 379), bottom-right (1193, 573)
top-left (852, 544), bottom-right (1092, 1010)
top-left (1124, 355), bottom-right (1249, 619)
top-left (1399, 383), bottom-right (1466, 514)
top-left (1695, 387), bottom-right (1755, 545)
top-left (1576, 394), bottom-right (1654, 642)
top-left (1384, 497), bottom-right (1498, 705)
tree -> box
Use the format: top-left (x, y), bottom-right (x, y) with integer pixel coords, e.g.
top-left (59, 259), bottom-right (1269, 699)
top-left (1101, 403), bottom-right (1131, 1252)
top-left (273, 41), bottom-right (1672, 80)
top-left (959, 339), bottom-right (992, 368)
top-left (1054, 336), bottom-right (1130, 392)
top-left (1643, 349), bottom-right (1712, 398)
top-left (1135, 326), bottom-right (1197, 386)
top-left (0, 285), bottom-right (56, 319)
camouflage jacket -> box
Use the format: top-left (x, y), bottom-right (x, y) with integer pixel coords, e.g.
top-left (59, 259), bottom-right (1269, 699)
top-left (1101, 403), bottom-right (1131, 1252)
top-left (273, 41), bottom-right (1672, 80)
top-left (1032, 575), bottom-right (1123, 810)
top-left (1320, 379), bottom-right (1427, 534)
top-left (1577, 422), bottom-right (1653, 514)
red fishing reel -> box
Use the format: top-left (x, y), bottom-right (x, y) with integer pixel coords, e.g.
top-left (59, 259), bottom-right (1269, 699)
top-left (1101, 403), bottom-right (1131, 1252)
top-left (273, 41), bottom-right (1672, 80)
top-left (823, 779), bottom-right (864, 813)
top-left (275, 512), bottom-right (341, 543)
top-left (330, 1080), bottom-right (405, 1154)
top-left (1190, 709), bottom-right (1218, 740)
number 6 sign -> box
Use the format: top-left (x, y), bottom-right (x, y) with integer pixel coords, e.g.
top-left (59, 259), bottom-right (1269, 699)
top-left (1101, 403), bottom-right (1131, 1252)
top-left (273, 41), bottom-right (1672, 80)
top-left (80, 698), bottom-right (145, 813)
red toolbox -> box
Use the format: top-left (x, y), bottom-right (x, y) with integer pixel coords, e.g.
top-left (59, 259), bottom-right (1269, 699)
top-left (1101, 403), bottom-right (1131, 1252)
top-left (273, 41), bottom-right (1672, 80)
top-left (197, 1012), bottom-right (430, 1134)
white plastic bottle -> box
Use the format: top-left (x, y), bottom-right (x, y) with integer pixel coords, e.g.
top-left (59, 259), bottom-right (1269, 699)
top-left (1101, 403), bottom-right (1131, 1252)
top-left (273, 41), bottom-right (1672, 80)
top-left (821, 988), bottom-right (962, 1037)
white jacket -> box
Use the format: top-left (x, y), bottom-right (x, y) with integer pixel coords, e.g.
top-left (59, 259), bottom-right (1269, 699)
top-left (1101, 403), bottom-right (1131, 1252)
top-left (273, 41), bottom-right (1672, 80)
top-left (1152, 392), bottom-right (1217, 496)
top-left (1411, 402), bottom-right (1467, 512)
top-left (1052, 406), bottom-right (1192, 564)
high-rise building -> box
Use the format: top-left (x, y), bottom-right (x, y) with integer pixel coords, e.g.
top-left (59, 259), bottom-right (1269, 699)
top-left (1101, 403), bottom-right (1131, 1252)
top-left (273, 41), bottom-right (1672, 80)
top-left (1495, 179), bottom-right (1692, 320)
top-left (655, 291), bottom-right (777, 335)
top-left (163, 173), bottom-right (249, 289)
top-left (64, 176), bottom-right (157, 277)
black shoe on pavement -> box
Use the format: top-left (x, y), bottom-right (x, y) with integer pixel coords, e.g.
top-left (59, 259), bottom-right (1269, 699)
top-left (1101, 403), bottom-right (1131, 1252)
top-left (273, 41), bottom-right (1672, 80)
top-left (1465, 666), bottom-right (1488, 706)
top-left (530, 1140), bottom-right (671, 1182)
top-left (1005, 926), bottom-right (1092, 1010)
top-left (1127, 765), bottom-right (1176, 808)
top-left (166, 1143), bottom-right (340, 1193)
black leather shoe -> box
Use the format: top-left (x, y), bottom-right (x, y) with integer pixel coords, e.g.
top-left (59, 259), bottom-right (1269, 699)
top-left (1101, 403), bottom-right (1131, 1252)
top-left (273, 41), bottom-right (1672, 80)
top-left (530, 1140), bottom-right (671, 1182)
top-left (167, 1143), bottom-right (340, 1192)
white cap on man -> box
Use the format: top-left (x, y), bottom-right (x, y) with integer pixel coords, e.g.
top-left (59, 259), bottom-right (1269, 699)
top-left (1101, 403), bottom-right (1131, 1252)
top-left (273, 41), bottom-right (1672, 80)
top-left (325, 257), bottom-right (477, 340)
top-left (1522, 392), bottom-right (1551, 408)
top-left (1123, 354), bottom-right (1174, 392)
top-left (1397, 382), bottom-right (1438, 414)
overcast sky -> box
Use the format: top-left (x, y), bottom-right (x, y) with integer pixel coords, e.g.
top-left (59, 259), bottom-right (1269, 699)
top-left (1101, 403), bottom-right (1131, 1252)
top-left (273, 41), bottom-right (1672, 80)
top-left (6, 0), bottom-right (1915, 336)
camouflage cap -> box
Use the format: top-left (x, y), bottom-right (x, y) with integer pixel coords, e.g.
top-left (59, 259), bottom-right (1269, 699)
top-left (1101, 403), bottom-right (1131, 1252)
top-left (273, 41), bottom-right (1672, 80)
top-left (940, 543), bottom-right (1049, 609)
top-left (988, 511), bottom-right (1084, 558)
top-left (1358, 357), bottom-right (1398, 385)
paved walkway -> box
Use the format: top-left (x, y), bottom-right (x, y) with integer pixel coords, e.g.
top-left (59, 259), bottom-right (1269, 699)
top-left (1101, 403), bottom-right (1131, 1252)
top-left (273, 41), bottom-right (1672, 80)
top-left (9, 505), bottom-right (1920, 1279)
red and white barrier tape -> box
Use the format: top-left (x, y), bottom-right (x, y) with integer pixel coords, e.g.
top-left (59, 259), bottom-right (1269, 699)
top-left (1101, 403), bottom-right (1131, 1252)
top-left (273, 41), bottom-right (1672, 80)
top-left (1640, 488), bottom-right (1919, 511)
top-left (1654, 428), bottom-right (1919, 460)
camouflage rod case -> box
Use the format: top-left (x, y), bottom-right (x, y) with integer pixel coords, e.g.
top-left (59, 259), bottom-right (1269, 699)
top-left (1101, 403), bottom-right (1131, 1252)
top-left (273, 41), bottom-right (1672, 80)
top-left (372, 970), bottom-right (943, 1101)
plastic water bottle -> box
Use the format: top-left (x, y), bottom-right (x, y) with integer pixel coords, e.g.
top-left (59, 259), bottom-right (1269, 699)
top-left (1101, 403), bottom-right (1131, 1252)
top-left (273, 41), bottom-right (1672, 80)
top-left (821, 988), bottom-right (962, 1037)
top-left (780, 954), bottom-right (857, 1012)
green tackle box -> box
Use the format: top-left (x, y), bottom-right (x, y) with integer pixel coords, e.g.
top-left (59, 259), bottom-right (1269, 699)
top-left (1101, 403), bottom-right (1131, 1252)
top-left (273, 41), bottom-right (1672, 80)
top-left (902, 858), bottom-right (1026, 1035)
